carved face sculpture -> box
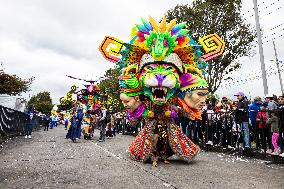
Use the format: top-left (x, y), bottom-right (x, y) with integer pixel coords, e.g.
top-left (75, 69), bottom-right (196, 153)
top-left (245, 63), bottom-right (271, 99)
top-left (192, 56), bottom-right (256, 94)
top-left (139, 62), bottom-right (180, 105)
top-left (119, 93), bottom-right (142, 112)
top-left (184, 89), bottom-right (209, 110)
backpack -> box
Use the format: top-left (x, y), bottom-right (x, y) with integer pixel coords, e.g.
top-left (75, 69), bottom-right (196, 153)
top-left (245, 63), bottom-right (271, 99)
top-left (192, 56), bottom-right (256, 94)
top-left (106, 111), bottom-right (111, 123)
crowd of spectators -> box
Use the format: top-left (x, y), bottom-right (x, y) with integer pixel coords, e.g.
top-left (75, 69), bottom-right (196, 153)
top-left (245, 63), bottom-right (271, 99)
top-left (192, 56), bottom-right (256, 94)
top-left (194, 92), bottom-right (284, 156)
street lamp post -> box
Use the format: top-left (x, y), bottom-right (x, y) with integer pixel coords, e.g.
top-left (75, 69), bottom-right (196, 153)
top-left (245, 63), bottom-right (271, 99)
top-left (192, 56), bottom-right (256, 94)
top-left (253, 0), bottom-right (268, 95)
top-left (272, 41), bottom-right (284, 95)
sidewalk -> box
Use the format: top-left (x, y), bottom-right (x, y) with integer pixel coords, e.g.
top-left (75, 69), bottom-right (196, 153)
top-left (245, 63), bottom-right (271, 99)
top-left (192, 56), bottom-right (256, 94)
top-left (0, 126), bottom-right (283, 189)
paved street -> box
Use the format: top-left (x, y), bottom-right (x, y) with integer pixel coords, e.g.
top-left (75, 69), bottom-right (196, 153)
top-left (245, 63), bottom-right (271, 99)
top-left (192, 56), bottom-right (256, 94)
top-left (0, 126), bottom-right (283, 189)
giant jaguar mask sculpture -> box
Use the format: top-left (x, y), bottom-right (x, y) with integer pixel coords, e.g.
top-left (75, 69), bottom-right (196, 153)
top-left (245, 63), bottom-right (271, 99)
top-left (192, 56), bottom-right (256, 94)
top-left (99, 16), bottom-right (225, 165)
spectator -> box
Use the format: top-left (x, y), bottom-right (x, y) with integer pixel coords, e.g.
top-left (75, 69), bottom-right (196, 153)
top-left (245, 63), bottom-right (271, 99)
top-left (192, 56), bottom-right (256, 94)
top-left (249, 96), bottom-right (262, 147)
top-left (234, 92), bottom-right (250, 149)
top-left (265, 94), bottom-right (278, 110)
top-left (256, 102), bottom-right (272, 152)
top-left (106, 114), bottom-right (115, 138)
top-left (98, 107), bottom-right (108, 142)
top-left (279, 95), bottom-right (284, 109)
top-left (277, 95), bottom-right (284, 154)
top-left (267, 110), bottom-right (280, 155)
top-left (24, 111), bottom-right (34, 139)
top-left (43, 114), bottom-right (50, 131)
top-left (115, 112), bottom-right (122, 134)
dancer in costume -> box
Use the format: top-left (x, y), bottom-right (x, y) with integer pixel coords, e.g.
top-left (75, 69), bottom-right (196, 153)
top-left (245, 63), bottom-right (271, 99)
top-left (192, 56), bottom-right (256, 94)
top-left (99, 16), bottom-right (225, 166)
top-left (66, 106), bottom-right (84, 142)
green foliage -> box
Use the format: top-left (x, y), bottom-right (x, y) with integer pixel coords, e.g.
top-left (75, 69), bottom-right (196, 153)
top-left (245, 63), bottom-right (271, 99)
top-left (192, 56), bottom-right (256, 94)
top-left (165, 0), bottom-right (256, 92)
top-left (206, 93), bottom-right (220, 104)
top-left (98, 67), bottom-right (124, 112)
top-left (27, 91), bottom-right (53, 115)
top-left (58, 96), bottom-right (73, 111)
top-left (57, 86), bottom-right (77, 111)
top-left (0, 70), bottom-right (34, 95)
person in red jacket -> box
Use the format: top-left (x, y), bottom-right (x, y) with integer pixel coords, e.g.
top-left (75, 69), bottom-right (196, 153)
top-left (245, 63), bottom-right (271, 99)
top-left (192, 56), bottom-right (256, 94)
top-left (256, 102), bottom-right (272, 151)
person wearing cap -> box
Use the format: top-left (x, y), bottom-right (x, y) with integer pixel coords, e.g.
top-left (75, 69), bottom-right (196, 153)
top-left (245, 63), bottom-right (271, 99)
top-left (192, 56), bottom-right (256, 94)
top-left (256, 102), bottom-right (272, 151)
top-left (249, 96), bottom-right (262, 148)
top-left (265, 94), bottom-right (278, 110)
top-left (234, 92), bottom-right (250, 149)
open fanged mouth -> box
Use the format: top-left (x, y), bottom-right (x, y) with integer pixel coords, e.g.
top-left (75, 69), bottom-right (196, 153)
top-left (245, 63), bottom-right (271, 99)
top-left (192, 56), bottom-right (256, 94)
top-left (151, 87), bottom-right (168, 102)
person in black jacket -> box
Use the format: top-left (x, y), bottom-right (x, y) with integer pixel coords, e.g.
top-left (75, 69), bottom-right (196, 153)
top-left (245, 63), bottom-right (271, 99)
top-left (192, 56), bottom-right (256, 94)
top-left (24, 111), bottom-right (34, 139)
top-left (234, 92), bottom-right (250, 149)
top-left (43, 114), bottom-right (50, 131)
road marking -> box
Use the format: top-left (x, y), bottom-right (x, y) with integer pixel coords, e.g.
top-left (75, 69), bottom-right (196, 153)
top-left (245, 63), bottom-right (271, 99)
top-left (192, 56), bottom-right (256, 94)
top-left (93, 142), bottom-right (121, 160)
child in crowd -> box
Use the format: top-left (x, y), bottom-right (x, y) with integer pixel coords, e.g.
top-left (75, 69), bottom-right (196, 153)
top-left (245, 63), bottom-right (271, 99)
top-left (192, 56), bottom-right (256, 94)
top-left (267, 111), bottom-right (280, 155)
top-left (106, 114), bottom-right (115, 138)
top-left (256, 102), bottom-right (272, 151)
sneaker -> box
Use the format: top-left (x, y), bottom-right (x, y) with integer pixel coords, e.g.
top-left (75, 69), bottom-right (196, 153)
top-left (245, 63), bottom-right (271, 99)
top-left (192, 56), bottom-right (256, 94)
top-left (206, 141), bottom-right (213, 145)
top-left (28, 135), bottom-right (31, 139)
top-left (25, 135), bottom-right (28, 139)
top-left (267, 149), bottom-right (273, 153)
top-left (98, 139), bottom-right (104, 142)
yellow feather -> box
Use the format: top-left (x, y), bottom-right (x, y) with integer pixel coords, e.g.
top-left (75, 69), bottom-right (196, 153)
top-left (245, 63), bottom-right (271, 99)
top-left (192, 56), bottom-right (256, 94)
top-left (159, 16), bottom-right (167, 33)
top-left (140, 42), bottom-right (148, 50)
top-left (149, 16), bottom-right (159, 32)
top-left (130, 26), bottom-right (137, 40)
top-left (166, 19), bottom-right (176, 31)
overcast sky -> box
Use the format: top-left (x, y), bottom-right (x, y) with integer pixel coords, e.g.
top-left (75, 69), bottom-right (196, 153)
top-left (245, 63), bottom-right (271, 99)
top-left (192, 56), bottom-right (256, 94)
top-left (0, 0), bottom-right (283, 104)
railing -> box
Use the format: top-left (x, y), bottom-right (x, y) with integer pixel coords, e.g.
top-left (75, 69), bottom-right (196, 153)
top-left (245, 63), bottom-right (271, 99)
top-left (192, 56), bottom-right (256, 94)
top-left (0, 105), bottom-right (43, 142)
top-left (202, 110), bottom-right (283, 150)
top-left (179, 109), bottom-right (284, 162)
top-left (119, 109), bottom-right (284, 160)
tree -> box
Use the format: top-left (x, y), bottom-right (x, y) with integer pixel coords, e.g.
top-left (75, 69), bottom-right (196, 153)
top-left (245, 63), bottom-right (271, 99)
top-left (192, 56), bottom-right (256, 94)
top-left (98, 67), bottom-right (124, 112)
top-left (57, 86), bottom-right (77, 111)
top-left (165, 0), bottom-right (256, 92)
top-left (27, 91), bottom-right (53, 115)
top-left (0, 70), bottom-right (34, 95)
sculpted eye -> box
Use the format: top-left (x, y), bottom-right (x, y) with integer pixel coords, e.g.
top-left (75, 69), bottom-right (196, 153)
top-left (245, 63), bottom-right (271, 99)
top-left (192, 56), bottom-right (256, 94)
top-left (146, 66), bottom-right (154, 71)
top-left (166, 66), bottom-right (173, 70)
top-left (197, 92), bottom-right (209, 96)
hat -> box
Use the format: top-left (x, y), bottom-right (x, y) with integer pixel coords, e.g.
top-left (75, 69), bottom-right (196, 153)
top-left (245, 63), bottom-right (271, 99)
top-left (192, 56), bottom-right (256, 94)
top-left (265, 94), bottom-right (273, 98)
top-left (254, 96), bottom-right (261, 102)
top-left (234, 92), bottom-right (245, 97)
top-left (261, 102), bottom-right (268, 107)
top-left (222, 97), bottom-right (228, 101)
top-left (180, 73), bottom-right (208, 92)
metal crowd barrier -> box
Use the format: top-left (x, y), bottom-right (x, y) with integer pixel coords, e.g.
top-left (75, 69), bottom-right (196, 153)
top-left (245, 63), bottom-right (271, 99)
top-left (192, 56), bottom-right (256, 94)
top-left (184, 109), bottom-right (284, 153)
top-left (0, 105), bottom-right (43, 142)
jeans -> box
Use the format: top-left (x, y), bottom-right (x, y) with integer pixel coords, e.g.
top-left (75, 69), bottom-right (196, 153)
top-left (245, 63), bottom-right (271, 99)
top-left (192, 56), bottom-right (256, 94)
top-left (116, 119), bottom-right (122, 133)
top-left (272, 132), bottom-right (279, 153)
top-left (241, 122), bottom-right (250, 148)
top-left (99, 120), bottom-right (106, 141)
top-left (24, 124), bottom-right (33, 136)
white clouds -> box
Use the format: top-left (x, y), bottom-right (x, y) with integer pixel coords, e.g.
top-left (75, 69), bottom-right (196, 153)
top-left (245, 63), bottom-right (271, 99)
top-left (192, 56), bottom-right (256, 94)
top-left (0, 0), bottom-right (191, 103)
top-left (0, 0), bottom-right (283, 104)
top-left (217, 0), bottom-right (284, 99)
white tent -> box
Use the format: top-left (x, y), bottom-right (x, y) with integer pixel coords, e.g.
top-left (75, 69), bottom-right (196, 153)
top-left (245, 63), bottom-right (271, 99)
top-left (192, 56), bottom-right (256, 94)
top-left (0, 95), bottom-right (26, 112)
